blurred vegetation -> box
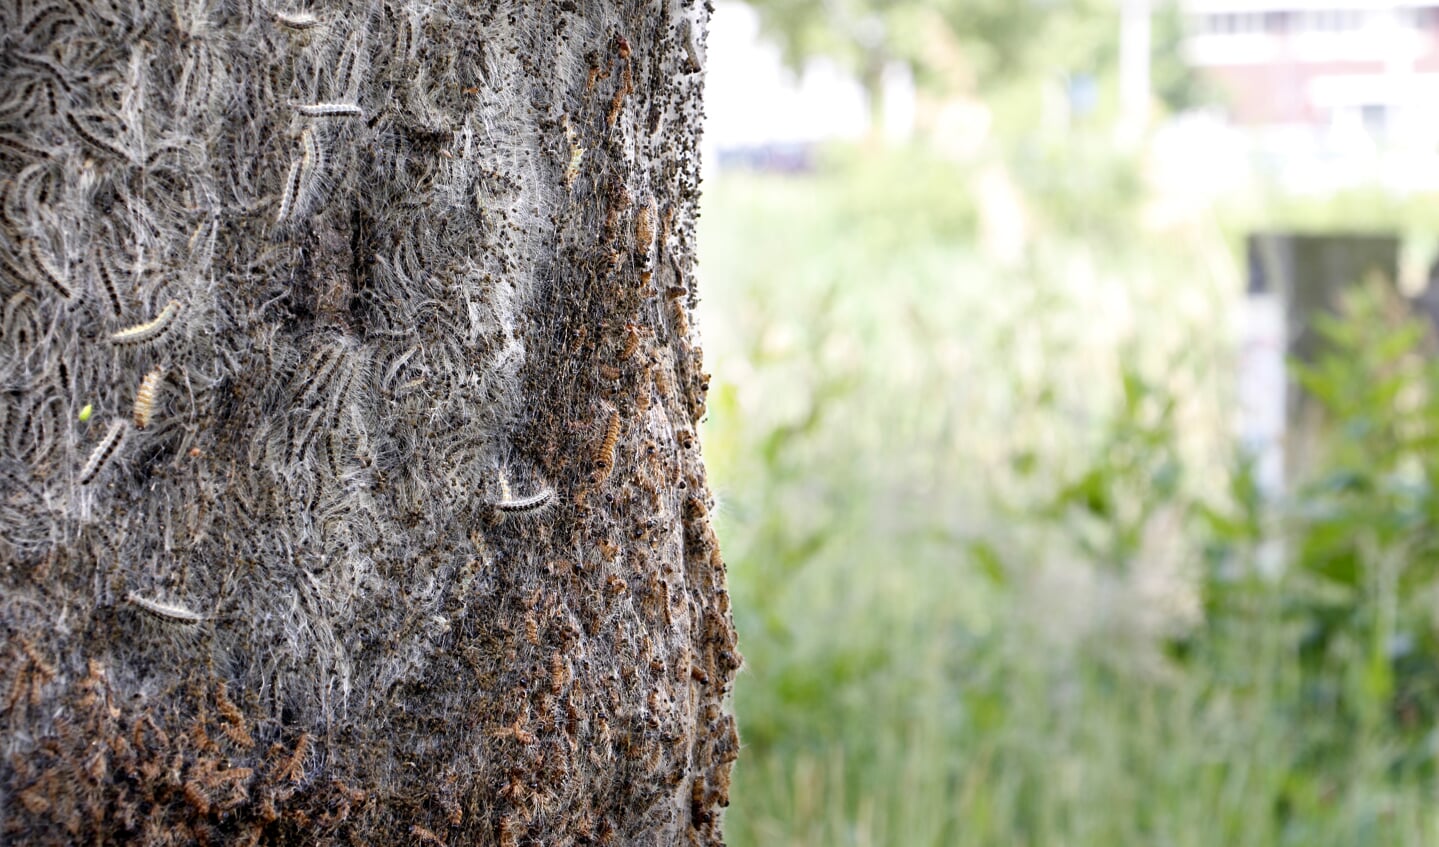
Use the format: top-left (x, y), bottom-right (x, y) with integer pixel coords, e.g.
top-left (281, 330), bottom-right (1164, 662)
top-left (697, 140), bottom-right (1439, 845)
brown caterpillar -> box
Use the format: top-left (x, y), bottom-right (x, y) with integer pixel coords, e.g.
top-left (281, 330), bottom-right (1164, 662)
top-left (125, 591), bottom-right (204, 624)
top-left (110, 299), bottom-right (182, 345)
top-left (132, 367), bottom-right (163, 429)
top-left (550, 653), bottom-right (567, 693)
top-left (593, 407), bottom-right (620, 479)
top-left (635, 196), bottom-right (658, 267)
top-left (79, 419), bottom-right (128, 484)
top-left (618, 324), bottom-right (641, 360)
top-left (275, 732), bottom-right (311, 783)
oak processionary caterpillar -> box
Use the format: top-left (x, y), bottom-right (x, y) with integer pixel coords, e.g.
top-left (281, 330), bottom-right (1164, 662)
top-left (294, 103), bottom-right (362, 118)
top-left (493, 487), bottom-right (555, 514)
top-left (26, 239), bottom-right (73, 300)
top-left (125, 591), bottom-right (205, 624)
top-left (276, 127), bottom-right (324, 225)
top-left (132, 367), bottom-right (163, 429)
top-left (110, 299), bottom-right (182, 346)
top-left (79, 418), bottom-right (128, 484)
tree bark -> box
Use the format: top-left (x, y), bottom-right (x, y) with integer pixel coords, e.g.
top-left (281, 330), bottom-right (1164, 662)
top-left (0, 0), bottom-right (738, 844)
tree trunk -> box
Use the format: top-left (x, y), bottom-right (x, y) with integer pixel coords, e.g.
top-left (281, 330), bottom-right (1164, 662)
top-left (0, 0), bottom-right (739, 844)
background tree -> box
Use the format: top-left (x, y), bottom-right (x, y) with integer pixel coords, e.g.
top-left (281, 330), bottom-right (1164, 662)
top-left (0, 0), bottom-right (738, 844)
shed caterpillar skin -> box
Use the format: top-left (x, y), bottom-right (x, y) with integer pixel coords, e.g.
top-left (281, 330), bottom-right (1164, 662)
top-left (592, 407), bottom-right (621, 483)
top-left (110, 299), bottom-right (182, 346)
top-left (492, 487), bottom-right (554, 514)
top-left (132, 367), bottom-right (163, 429)
top-left (79, 418), bottom-right (128, 484)
top-left (274, 10), bottom-right (323, 29)
top-left (125, 591), bottom-right (205, 624)
top-left (294, 103), bottom-right (362, 118)
top-left (635, 197), bottom-right (658, 268)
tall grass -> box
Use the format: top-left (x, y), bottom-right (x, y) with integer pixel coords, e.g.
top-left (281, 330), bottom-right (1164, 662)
top-left (698, 147), bottom-right (1439, 846)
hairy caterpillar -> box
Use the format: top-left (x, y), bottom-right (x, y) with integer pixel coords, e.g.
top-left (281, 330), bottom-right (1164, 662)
top-left (592, 407), bottom-right (621, 483)
top-left (295, 102), bottom-right (362, 118)
top-left (276, 128), bottom-right (323, 225)
top-left (79, 419), bottom-right (128, 484)
top-left (132, 367), bottom-right (163, 429)
top-left (110, 299), bottom-right (182, 346)
top-left (125, 591), bottom-right (204, 624)
top-left (64, 111), bottom-right (134, 163)
top-left (618, 324), bottom-right (641, 360)
top-left (275, 732), bottom-right (312, 783)
top-left (0, 132), bottom-right (52, 162)
top-left (274, 10), bottom-right (323, 29)
top-left (25, 238), bottom-right (73, 300)
top-left (92, 245), bottom-right (125, 315)
top-left (550, 653), bottom-right (566, 693)
top-left (493, 487), bottom-right (554, 514)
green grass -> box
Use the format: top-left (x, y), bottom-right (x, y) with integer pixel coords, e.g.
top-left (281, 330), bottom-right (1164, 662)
top-left (697, 147), bottom-right (1439, 846)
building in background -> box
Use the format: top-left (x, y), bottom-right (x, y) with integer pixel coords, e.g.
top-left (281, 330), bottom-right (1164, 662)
top-left (1180, 1), bottom-right (1439, 189)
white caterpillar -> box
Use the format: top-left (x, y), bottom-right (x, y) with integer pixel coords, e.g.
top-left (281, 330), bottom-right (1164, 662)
top-left (274, 10), bottom-right (323, 29)
top-left (295, 103), bottom-right (362, 118)
top-left (493, 488), bottom-right (555, 514)
top-left (125, 591), bottom-right (205, 624)
top-left (79, 418), bottom-right (128, 484)
top-left (110, 299), bottom-right (182, 346)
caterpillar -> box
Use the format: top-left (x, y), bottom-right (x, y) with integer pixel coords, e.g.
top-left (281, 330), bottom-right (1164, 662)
top-left (110, 299), bottom-right (182, 346)
top-left (275, 128), bottom-right (324, 225)
top-left (79, 419), bottom-right (128, 484)
top-left (550, 653), bottom-right (567, 693)
top-left (64, 111), bottom-right (135, 163)
top-left (125, 591), bottom-right (204, 624)
top-left (276, 732), bottom-right (311, 783)
top-left (93, 246), bottom-right (125, 315)
top-left (493, 487), bottom-right (554, 514)
top-left (294, 103), bottom-right (362, 118)
top-left (274, 157), bottom-right (304, 225)
top-left (25, 238), bottom-right (73, 300)
top-left (592, 407), bottom-right (621, 482)
top-left (132, 367), bottom-right (163, 429)
top-left (274, 10), bottom-right (323, 29)
top-left (0, 132), bottom-right (52, 162)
